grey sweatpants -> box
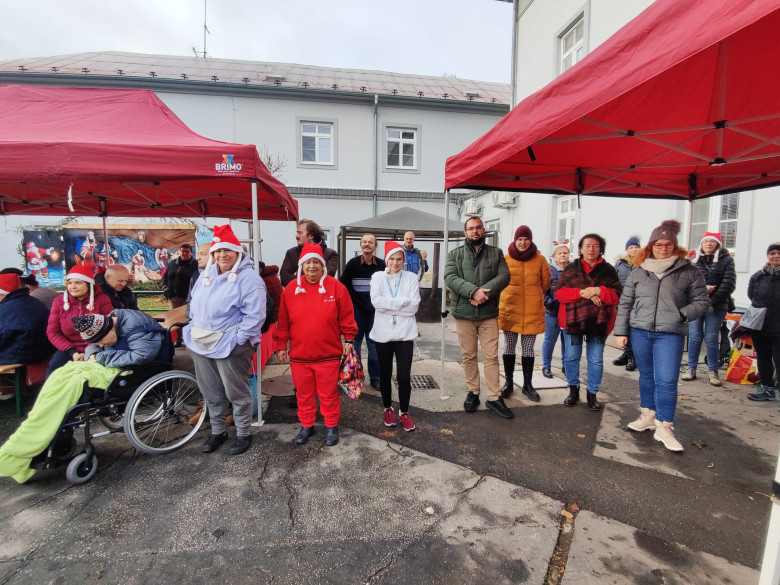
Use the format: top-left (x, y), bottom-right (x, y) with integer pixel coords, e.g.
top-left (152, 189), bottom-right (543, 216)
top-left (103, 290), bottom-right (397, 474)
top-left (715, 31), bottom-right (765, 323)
top-left (189, 342), bottom-right (256, 436)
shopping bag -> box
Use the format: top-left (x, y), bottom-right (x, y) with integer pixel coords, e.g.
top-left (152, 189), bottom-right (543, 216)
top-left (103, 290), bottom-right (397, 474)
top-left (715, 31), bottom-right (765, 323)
top-left (739, 304), bottom-right (767, 331)
top-left (339, 344), bottom-right (365, 399)
top-left (725, 351), bottom-right (758, 384)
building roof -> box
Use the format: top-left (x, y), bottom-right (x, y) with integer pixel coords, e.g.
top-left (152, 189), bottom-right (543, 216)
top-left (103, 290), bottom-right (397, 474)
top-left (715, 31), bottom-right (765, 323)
top-left (0, 51), bottom-right (510, 105)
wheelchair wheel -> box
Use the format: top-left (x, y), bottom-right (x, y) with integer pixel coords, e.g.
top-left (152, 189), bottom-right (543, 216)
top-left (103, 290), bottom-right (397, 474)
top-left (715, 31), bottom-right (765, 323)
top-left (123, 370), bottom-right (206, 455)
top-left (66, 453), bottom-right (98, 484)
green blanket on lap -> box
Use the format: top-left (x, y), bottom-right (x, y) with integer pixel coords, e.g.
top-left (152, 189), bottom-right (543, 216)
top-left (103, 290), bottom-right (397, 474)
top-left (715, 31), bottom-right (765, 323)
top-left (0, 361), bottom-right (119, 483)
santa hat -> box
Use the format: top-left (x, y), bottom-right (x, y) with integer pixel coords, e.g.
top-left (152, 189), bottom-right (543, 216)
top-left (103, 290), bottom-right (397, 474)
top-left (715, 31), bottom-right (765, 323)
top-left (63, 265), bottom-right (96, 310)
top-left (202, 225), bottom-right (243, 286)
top-left (694, 232), bottom-right (723, 263)
top-left (384, 241), bottom-right (405, 264)
top-left (72, 313), bottom-right (113, 344)
top-left (296, 243), bottom-right (327, 294)
top-left (0, 273), bottom-right (21, 295)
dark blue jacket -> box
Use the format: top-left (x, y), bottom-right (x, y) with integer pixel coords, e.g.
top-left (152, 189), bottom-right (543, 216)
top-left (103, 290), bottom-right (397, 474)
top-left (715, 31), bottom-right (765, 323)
top-left (0, 288), bottom-right (54, 365)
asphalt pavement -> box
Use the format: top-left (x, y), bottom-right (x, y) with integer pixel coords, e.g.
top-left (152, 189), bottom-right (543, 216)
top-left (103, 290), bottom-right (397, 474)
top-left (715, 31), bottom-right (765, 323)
top-left (0, 317), bottom-right (775, 584)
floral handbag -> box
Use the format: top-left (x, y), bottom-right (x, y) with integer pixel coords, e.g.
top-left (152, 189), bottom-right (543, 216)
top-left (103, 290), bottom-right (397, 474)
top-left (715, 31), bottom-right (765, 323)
top-left (339, 343), bottom-right (365, 399)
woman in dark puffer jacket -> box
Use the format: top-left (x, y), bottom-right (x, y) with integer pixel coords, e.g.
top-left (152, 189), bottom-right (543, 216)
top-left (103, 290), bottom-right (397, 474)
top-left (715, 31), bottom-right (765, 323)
top-left (746, 244), bottom-right (780, 402)
top-left (681, 233), bottom-right (736, 386)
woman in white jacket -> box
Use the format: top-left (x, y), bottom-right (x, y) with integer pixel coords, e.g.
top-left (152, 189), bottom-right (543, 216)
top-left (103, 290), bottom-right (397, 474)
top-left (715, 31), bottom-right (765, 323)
top-left (370, 241), bottom-right (421, 431)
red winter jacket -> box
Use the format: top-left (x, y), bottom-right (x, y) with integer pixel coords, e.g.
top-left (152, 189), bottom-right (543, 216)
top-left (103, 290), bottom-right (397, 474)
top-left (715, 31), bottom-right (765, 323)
top-left (47, 292), bottom-right (114, 353)
top-left (274, 276), bottom-right (358, 363)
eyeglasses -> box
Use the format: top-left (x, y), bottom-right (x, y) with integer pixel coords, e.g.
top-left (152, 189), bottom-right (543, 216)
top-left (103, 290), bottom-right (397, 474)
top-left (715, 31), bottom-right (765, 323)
top-left (653, 243), bottom-right (675, 249)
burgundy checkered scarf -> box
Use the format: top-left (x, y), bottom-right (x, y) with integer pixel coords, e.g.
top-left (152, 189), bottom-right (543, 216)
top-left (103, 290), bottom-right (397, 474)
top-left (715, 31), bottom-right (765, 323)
top-left (558, 260), bottom-right (622, 342)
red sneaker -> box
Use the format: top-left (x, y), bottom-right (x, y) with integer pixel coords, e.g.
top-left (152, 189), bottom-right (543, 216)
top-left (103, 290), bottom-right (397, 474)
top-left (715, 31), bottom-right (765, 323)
top-left (399, 412), bottom-right (415, 432)
top-left (383, 407), bottom-right (397, 427)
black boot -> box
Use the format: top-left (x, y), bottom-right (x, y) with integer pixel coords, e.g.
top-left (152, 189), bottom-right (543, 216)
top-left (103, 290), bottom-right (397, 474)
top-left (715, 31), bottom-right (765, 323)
top-left (625, 351), bottom-right (636, 372)
top-left (521, 356), bottom-right (540, 402)
top-left (613, 352), bottom-right (629, 366)
top-left (586, 391), bottom-right (602, 411)
top-left (563, 385), bottom-right (579, 407)
top-left (500, 354), bottom-right (515, 398)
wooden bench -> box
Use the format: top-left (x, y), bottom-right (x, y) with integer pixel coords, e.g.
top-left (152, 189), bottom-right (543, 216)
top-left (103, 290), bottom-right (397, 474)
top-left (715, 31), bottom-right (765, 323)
top-left (0, 361), bottom-right (47, 418)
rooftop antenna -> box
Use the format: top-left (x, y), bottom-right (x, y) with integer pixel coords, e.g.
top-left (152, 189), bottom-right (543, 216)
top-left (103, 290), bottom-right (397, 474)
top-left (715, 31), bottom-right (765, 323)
top-left (193, 0), bottom-right (210, 58)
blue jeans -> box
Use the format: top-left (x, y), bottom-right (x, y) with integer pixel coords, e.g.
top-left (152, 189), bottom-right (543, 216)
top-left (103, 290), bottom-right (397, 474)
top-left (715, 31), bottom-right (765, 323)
top-left (561, 331), bottom-right (604, 394)
top-left (630, 328), bottom-right (685, 422)
top-left (687, 308), bottom-right (727, 372)
top-left (541, 312), bottom-right (566, 369)
top-left (354, 307), bottom-right (379, 381)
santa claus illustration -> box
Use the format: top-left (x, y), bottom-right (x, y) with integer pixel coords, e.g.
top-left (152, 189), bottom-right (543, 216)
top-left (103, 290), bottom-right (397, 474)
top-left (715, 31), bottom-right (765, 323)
top-left (26, 241), bottom-right (56, 278)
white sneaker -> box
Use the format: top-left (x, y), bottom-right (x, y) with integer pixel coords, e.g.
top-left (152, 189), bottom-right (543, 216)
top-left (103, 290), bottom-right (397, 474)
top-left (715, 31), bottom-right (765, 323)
top-left (654, 421), bottom-right (684, 452)
top-left (627, 407), bottom-right (656, 432)
top-left (680, 369), bottom-right (697, 381)
top-left (708, 371), bottom-right (722, 387)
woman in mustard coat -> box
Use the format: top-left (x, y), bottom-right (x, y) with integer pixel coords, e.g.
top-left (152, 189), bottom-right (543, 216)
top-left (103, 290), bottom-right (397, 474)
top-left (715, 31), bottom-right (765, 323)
top-left (498, 225), bottom-right (551, 402)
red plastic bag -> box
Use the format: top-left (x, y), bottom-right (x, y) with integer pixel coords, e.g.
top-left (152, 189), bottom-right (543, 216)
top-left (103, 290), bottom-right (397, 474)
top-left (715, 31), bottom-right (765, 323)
top-left (339, 344), bottom-right (365, 399)
top-left (725, 351), bottom-right (758, 384)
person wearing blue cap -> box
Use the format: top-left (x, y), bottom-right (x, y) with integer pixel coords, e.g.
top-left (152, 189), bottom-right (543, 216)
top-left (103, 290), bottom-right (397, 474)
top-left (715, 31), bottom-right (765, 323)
top-left (613, 236), bottom-right (641, 371)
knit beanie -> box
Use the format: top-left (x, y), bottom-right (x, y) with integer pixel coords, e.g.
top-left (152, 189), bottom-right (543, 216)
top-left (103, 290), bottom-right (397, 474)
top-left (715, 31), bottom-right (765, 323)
top-left (514, 225), bottom-right (533, 241)
top-left (64, 265), bottom-right (95, 310)
top-left (0, 273), bottom-right (20, 295)
top-left (296, 243), bottom-right (327, 295)
top-left (72, 314), bottom-right (113, 344)
top-left (384, 241), bottom-right (405, 264)
top-left (625, 237), bottom-right (640, 249)
top-left (202, 225), bottom-right (243, 286)
top-left (694, 232), bottom-right (723, 263)
top-left (648, 220), bottom-right (681, 246)
top-left (768, 243), bottom-right (780, 255)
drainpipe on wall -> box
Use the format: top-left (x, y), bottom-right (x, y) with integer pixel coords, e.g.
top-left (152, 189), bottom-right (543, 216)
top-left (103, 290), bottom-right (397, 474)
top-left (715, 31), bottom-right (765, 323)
top-left (373, 94), bottom-right (379, 217)
top-left (511, 0), bottom-right (519, 108)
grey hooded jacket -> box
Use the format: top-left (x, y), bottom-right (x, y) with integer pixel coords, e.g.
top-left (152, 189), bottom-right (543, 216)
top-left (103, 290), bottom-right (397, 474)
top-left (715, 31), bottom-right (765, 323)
top-left (614, 258), bottom-right (710, 337)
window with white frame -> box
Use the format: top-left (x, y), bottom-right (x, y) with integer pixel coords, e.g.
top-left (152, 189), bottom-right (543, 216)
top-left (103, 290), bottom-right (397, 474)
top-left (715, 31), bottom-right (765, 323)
top-left (300, 121), bottom-right (334, 166)
top-left (386, 127), bottom-right (417, 170)
top-left (560, 16), bottom-right (585, 73)
top-left (688, 193), bottom-right (740, 251)
top-left (556, 196), bottom-right (577, 249)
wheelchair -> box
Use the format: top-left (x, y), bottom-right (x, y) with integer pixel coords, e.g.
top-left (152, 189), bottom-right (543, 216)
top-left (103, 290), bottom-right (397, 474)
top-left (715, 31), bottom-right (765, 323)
top-left (30, 323), bottom-right (208, 484)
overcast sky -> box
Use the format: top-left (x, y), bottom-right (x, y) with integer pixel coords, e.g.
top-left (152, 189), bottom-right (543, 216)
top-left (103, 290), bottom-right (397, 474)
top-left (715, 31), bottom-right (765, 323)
top-left (0, 0), bottom-right (513, 83)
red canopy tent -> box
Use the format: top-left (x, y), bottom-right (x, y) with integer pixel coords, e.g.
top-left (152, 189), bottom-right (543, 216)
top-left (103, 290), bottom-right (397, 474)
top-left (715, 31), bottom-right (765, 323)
top-left (445, 0), bottom-right (780, 200)
top-left (0, 85), bottom-right (298, 220)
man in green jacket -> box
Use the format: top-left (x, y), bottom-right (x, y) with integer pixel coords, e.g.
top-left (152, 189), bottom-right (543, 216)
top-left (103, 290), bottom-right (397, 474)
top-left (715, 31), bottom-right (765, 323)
top-left (444, 217), bottom-right (511, 418)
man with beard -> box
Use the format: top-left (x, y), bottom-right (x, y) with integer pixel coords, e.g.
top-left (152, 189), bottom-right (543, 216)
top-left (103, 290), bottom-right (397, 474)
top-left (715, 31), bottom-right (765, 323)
top-left (444, 217), bottom-right (511, 418)
top-left (279, 220), bottom-right (339, 287)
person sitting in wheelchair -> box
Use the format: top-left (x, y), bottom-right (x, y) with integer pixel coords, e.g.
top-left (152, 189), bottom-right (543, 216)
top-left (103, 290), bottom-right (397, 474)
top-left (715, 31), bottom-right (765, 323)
top-left (0, 309), bottom-right (166, 483)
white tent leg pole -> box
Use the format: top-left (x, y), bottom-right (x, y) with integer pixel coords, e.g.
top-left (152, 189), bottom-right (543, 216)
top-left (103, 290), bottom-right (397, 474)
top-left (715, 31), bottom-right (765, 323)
top-left (440, 189), bottom-right (451, 400)
top-left (758, 441), bottom-right (780, 585)
top-left (250, 181), bottom-right (265, 427)
top-left (102, 216), bottom-right (109, 267)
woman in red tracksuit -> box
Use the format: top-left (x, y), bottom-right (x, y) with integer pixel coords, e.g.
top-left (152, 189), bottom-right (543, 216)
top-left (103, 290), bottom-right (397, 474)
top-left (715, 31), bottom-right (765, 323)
top-left (274, 243), bottom-right (358, 447)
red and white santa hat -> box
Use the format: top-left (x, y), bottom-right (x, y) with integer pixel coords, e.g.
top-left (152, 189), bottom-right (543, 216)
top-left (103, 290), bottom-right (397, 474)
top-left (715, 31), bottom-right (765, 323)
top-left (694, 231), bottom-right (723, 263)
top-left (202, 224), bottom-right (243, 286)
top-left (296, 243), bottom-right (327, 294)
top-left (384, 241), bottom-right (405, 265)
top-left (0, 273), bottom-right (21, 295)
top-left (63, 265), bottom-right (96, 310)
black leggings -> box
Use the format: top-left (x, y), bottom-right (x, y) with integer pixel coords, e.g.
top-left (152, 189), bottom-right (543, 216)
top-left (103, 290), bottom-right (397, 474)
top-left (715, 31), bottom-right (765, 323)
top-left (752, 331), bottom-right (780, 387)
top-left (375, 340), bottom-right (414, 412)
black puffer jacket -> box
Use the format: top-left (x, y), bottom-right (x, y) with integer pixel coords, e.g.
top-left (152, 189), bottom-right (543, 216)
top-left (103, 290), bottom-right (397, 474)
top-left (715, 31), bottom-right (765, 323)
top-left (692, 248), bottom-right (736, 311)
top-left (748, 267), bottom-right (780, 336)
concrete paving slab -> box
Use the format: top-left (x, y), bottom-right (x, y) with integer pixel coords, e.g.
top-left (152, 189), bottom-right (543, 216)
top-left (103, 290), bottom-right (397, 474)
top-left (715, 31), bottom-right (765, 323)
top-left (0, 425), bottom-right (564, 585)
top-left (561, 510), bottom-right (758, 585)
